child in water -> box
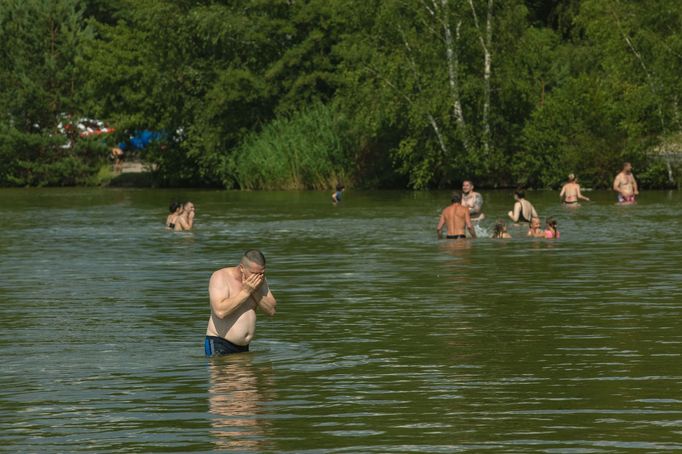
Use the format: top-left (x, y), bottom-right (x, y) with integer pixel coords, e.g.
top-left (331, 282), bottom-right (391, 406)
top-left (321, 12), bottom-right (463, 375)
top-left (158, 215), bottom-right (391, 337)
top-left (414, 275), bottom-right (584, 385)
top-left (545, 218), bottom-right (560, 239)
top-left (527, 217), bottom-right (545, 238)
top-left (492, 222), bottom-right (512, 239)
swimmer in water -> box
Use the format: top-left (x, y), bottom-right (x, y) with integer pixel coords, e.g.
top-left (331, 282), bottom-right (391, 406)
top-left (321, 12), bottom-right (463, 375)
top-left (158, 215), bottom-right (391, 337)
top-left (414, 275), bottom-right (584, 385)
top-left (544, 217), bottom-right (560, 239)
top-left (560, 174), bottom-right (590, 206)
top-left (175, 201), bottom-right (195, 231)
top-left (461, 180), bottom-right (484, 222)
top-left (166, 201), bottom-right (183, 230)
top-left (492, 222), bottom-right (512, 239)
top-left (437, 191), bottom-right (477, 240)
top-left (527, 217), bottom-right (544, 238)
top-left (613, 162), bottom-right (639, 203)
top-left (205, 250), bottom-right (277, 356)
top-left (508, 190), bottom-right (538, 224)
top-left (332, 183), bottom-right (345, 205)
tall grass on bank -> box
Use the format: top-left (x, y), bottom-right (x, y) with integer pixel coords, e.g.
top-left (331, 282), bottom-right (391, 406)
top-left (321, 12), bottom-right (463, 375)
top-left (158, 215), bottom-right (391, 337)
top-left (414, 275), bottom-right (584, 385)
top-left (227, 103), bottom-right (348, 190)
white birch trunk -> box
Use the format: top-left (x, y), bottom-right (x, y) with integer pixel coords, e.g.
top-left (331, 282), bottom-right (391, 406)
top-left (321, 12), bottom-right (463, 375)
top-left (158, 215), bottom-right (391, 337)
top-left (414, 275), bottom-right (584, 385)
top-left (436, 0), bottom-right (471, 154)
top-left (482, 0), bottom-right (493, 155)
top-left (363, 64), bottom-right (449, 159)
top-left (468, 0), bottom-right (493, 156)
top-left (428, 114), bottom-right (449, 158)
top-left (609, 5), bottom-right (666, 131)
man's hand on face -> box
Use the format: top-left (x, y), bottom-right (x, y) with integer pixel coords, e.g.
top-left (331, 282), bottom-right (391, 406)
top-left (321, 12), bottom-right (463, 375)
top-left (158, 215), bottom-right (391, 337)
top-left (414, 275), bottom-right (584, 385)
top-left (242, 273), bottom-right (264, 295)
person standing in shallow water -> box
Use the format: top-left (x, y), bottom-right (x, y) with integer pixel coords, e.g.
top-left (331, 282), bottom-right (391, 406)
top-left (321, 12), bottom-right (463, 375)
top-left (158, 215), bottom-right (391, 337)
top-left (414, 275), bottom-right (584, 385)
top-left (205, 250), bottom-right (277, 356)
top-left (508, 190), bottom-right (538, 224)
top-left (166, 201), bottom-right (183, 229)
top-left (613, 162), bottom-right (639, 203)
top-left (332, 183), bottom-right (345, 205)
top-left (437, 191), bottom-right (477, 240)
top-left (175, 201), bottom-right (195, 231)
top-left (461, 180), bottom-right (484, 222)
top-left (560, 174), bottom-right (590, 205)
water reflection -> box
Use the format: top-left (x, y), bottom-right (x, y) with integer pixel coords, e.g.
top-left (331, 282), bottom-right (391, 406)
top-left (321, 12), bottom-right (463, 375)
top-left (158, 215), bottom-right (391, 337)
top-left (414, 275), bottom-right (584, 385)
top-left (208, 355), bottom-right (274, 451)
top-left (438, 238), bottom-right (473, 254)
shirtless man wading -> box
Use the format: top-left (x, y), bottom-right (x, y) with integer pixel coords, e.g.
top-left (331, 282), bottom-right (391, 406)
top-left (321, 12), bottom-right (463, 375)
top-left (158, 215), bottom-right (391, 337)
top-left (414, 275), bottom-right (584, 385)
top-left (613, 162), bottom-right (639, 203)
top-left (437, 191), bottom-right (477, 240)
top-left (205, 250), bottom-right (277, 356)
top-left (461, 180), bottom-right (484, 221)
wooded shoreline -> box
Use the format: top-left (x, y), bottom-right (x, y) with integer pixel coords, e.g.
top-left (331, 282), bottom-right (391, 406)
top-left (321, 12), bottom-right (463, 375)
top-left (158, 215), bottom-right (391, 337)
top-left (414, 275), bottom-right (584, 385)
top-left (2, 1), bottom-right (681, 190)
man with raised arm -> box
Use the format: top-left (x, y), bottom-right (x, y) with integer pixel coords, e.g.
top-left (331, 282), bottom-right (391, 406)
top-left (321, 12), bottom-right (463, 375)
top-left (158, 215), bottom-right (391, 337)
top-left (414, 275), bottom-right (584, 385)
top-left (437, 191), bottom-right (477, 240)
top-left (176, 201), bottom-right (195, 231)
top-left (613, 162), bottom-right (639, 203)
top-left (461, 180), bottom-right (484, 221)
top-left (205, 250), bottom-right (277, 356)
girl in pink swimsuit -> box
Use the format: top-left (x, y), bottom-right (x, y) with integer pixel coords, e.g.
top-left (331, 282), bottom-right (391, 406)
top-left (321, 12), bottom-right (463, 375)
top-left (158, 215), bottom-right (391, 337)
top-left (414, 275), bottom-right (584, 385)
top-left (545, 218), bottom-right (560, 239)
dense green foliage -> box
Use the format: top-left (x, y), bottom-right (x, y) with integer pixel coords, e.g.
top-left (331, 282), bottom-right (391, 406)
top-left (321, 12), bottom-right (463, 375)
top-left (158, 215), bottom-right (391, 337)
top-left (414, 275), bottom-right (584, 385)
top-left (1, 0), bottom-right (681, 188)
top-left (229, 103), bottom-right (347, 190)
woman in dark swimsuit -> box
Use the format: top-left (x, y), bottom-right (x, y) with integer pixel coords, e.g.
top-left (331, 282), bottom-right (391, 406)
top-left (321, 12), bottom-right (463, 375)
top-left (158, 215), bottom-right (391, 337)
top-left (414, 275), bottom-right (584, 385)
top-left (166, 201), bottom-right (183, 229)
top-left (508, 190), bottom-right (538, 224)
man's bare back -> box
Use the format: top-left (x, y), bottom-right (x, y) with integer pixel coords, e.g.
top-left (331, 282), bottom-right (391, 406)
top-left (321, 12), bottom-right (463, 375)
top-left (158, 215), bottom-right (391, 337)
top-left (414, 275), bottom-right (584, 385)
top-left (206, 251), bottom-right (276, 354)
top-left (437, 193), bottom-right (476, 239)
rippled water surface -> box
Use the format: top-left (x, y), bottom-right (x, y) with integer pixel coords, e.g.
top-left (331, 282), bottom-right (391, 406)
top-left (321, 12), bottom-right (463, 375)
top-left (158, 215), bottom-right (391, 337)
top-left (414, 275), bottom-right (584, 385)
top-left (1, 188), bottom-right (682, 452)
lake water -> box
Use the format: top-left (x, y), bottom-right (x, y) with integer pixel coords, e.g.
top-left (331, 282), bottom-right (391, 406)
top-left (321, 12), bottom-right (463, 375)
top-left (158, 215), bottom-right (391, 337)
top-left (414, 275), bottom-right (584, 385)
top-left (1, 188), bottom-right (681, 452)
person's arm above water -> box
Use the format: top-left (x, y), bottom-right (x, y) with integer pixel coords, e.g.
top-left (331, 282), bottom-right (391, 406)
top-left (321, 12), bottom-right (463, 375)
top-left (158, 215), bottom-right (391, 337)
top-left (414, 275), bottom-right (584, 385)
top-left (176, 213), bottom-right (192, 230)
top-left (251, 279), bottom-right (277, 316)
top-left (508, 202), bottom-right (521, 222)
top-left (437, 211), bottom-right (446, 239)
top-left (465, 210), bottom-right (476, 239)
top-left (209, 271), bottom-right (262, 319)
top-left (612, 174), bottom-right (622, 194)
top-left (577, 185), bottom-right (590, 201)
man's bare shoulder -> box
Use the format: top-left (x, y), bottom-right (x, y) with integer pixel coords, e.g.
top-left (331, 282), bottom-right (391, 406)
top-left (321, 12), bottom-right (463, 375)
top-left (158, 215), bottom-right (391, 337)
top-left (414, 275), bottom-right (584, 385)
top-left (210, 266), bottom-right (238, 283)
top-left (458, 204), bottom-right (469, 213)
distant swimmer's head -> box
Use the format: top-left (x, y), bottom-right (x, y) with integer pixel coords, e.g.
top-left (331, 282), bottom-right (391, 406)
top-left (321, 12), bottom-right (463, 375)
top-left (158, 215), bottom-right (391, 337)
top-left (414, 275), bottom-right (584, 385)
top-left (169, 201), bottom-right (181, 213)
top-left (451, 191), bottom-right (462, 203)
top-left (241, 249), bottom-right (266, 277)
top-left (336, 183), bottom-right (345, 192)
top-left (530, 217), bottom-right (541, 229)
top-left (567, 173), bottom-right (576, 182)
top-left (546, 217), bottom-right (558, 229)
top-left (514, 190), bottom-right (525, 200)
top-left (493, 222), bottom-right (507, 238)
top-left (462, 180), bottom-right (474, 194)
top-left (183, 201), bottom-right (195, 213)
top-left (623, 162), bottom-right (632, 174)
